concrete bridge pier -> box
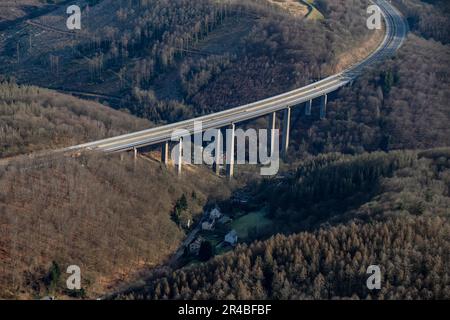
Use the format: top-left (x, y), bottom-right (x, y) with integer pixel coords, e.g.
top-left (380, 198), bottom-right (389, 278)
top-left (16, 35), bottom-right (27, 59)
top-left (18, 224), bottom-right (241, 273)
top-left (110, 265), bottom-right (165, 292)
top-left (226, 123), bottom-right (235, 179)
top-left (192, 135), bottom-right (204, 165)
top-left (320, 94), bottom-right (327, 119)
top-left (269, 112), bottom-right (277, 156)
top-left (176, 137), bottom-right (183, 175)
top-left (214, 129), bottom-right (222, 176)
top-left (133, 147), bottom-right (138, 160)
top-left (161, 141), bottom-right (169, 165)
top-left (282, 107), bottom-right (291, 156)
top-left (305, 99), bottom-right (312, 116)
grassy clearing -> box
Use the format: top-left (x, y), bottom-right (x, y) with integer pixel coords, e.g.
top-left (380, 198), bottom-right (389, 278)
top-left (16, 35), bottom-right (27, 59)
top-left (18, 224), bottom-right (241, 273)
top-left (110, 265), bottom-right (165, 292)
top-left (267, 0), bottom-right (309, 17)
top-left (301, 0), bottom-right (324, 20)
top-left (202, 231), bottom-right (224, 247)
top-left (231, 209), bottom-right (273, 239)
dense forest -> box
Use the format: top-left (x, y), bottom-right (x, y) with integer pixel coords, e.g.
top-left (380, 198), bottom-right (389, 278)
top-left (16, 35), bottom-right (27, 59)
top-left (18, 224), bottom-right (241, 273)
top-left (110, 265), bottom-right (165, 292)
top-left (260, 149), bottom-right (450, 232)
top-left (116, 148), bottom-right (450, 300)
top-left (118, 216), bottom-right (450, 300)
top-left (0, 75), bottom-right (233, 299)
top-left (393, 0), bottom-right (450, 44)
top-left (0, 151), bottom-right (233, 298)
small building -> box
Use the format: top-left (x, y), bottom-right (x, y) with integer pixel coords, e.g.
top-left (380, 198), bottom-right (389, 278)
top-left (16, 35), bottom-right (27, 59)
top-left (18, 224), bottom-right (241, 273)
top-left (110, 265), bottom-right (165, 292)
top-left (218, 215), bottom-right (232, 224)
top-left (209, 207), bottom-right (222, 220)
top-left (201, 220), bottom-right (215, 231)
top-left (224, 230), bottom-right (238, 246)
top-left (189, 236), bottom-right (203, 255)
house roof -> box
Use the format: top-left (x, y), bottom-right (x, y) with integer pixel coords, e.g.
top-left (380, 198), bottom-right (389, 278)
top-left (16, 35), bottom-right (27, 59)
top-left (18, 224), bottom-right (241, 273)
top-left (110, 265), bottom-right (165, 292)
top-left (190, 236), bottom-right (203, 246)
top-left (226, 230), bottom-right (237, 237)
top-left (210, 208), bottom-right (221, 215)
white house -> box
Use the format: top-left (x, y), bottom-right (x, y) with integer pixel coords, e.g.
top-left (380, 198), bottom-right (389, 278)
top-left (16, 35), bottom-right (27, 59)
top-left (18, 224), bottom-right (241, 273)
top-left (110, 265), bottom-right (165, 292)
top-left (209, 207), bottom-right (222, 220)
top-left (218, 215), bottom-right (232, 224)
top-left (225, 230), bottom-right (238, 246)
top-left (189, 236), bottom-right (203, 255)
top-left (202, 220), bottom-right (215, 231)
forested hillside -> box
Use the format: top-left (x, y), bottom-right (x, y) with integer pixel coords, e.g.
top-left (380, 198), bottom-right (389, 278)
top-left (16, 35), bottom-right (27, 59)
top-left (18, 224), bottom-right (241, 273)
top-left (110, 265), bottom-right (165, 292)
top-left (176, 0), bottom-right (377, 115)
top-left (118, 216), bottom-right (450, 300)
top-left (0, 73), bottom-right (233, 299)
top-left (0, 80), bottom-right (150, 157)
top-left (0, 152), bottom-right (232, 298)
top-left (393, 0), bottom-right (450, 44)
top-left (0, 0), bottom-right (378, 124)
top-left (116, 149), bottom-right (450, 300)
top-left (0, 0), bottom-right (448, 301)
top-left (288, 34), bottom-right (450, 156)
top-left (0, 1), bottom-right (67, 25)
top-left (0, 0), bottom-right (379, 300)
top-left (260, 149), bottom-right (450, 232)
top-left (106, 1), bottom-right (450, 300)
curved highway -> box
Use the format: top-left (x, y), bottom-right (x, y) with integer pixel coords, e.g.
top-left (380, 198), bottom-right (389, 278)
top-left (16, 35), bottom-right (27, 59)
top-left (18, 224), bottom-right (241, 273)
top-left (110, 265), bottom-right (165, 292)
top-left (67, 0), bottom-right (408, 153)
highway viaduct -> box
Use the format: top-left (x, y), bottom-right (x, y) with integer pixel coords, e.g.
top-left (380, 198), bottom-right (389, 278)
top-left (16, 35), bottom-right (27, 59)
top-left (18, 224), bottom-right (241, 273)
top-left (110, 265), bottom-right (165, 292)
top-left (66, 0), bottom-right (408, 178)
